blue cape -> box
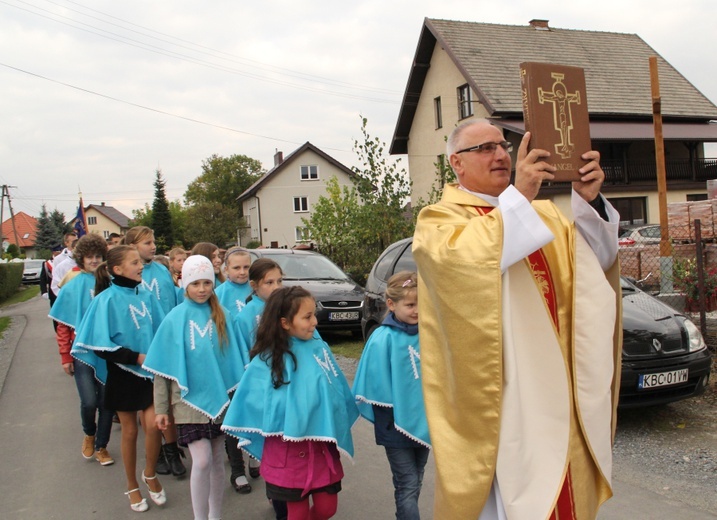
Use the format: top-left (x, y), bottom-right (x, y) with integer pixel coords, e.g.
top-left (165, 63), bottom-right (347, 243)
top-left (352, 315), bottom-right (431, 448)
top-left (49, 272), bottom-right (108, 384)
top-left (143, 299), bottom-right (245, 420)
top-left (141, 261), bottom-right (178, 315)
top-left (222, 336), bottom-right (359, 462)
top-left (215, 281), bottom-right (252, 318)
top-left (232, 296), bottom-right (265, 364)
top-left (73, 283), bottom-right (165, 380)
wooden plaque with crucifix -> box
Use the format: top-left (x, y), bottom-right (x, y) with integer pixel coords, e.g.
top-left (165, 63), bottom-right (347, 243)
top-left (520, 62), bottom-right (591, 182)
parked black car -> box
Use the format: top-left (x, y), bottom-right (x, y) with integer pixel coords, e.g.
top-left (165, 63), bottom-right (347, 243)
top-left (247, 249), bottom-right (364, 336)
top-left (363, 237), bottom-right (712, 408)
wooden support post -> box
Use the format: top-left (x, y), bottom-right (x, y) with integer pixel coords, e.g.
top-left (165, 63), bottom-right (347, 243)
top-left (650, 56), bottom-right (673, 293)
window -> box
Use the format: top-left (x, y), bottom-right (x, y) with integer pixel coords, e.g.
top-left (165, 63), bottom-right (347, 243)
top-left (607, 197), bottom-right (647, 226)
top-left (293, 197), bottom-right (309, 212)
top-left (457, 84), bottom-right (473, 119)
top-left (87, 216), bottom-right (97, 225)
top-left (687, 194), bottom-right (708, 202)
top-left (434, 96), bottom-right (443, 129)
top-left (102, 230), bottom-right (109, 239)
top-left (300, 165), bottom-right (319, 180)
top-left (295, 227), bottom-right (310, 242)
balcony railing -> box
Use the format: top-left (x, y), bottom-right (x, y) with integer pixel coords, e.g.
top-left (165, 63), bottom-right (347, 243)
top-left (602, 158), bottom-right (717, 185)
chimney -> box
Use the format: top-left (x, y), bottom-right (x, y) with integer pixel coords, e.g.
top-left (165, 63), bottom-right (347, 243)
top-left (101, 202), bottom-right (105, 206)
top-left (274, 149), bottom-right (284, 167)
top-left (529, 19), bottom-right (550, 31)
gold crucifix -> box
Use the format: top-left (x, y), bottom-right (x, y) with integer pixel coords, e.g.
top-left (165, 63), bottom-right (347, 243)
top-left (538, 72), bottom-right (581, 159)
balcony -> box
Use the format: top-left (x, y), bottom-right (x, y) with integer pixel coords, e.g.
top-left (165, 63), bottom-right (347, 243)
top-left (602, 158), bottom-right (717, 185)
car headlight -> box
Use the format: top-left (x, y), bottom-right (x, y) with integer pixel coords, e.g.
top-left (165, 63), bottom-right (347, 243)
top-left (682, 318), bottom-right (707, 352)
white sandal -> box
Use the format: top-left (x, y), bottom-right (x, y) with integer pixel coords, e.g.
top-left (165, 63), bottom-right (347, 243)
top-left (124, 488), bottom-right (148, 513)
top-left (141, 471), bottom-right (167, 506)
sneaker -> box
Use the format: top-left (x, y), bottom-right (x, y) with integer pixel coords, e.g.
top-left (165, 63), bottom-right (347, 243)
top-left (82, 435), bottom-right (95, 459)
top-left (95, 448), bottom-right (115, 466)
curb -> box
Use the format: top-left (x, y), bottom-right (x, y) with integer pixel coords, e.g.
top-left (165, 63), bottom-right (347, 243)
top-left (0, 314), bottom-right (27, 398)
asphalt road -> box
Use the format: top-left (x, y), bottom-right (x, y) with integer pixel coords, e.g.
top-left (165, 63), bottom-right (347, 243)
top-left (0, 295), bottom-right (714, 519)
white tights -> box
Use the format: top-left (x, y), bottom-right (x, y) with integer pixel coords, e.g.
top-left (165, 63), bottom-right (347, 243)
top-left (187, 436), bottom-right (226, 520)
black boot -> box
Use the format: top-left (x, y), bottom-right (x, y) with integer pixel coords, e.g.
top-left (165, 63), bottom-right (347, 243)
top-left (164, 441), bottom-right (187, 477)
top-left (155, 444), bottom-right (171, 475)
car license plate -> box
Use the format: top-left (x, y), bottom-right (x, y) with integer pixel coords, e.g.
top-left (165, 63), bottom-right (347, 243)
top-left (329, 311), bottom-right (359, 321)
top-left (638, 369), bottom-right (688, 389)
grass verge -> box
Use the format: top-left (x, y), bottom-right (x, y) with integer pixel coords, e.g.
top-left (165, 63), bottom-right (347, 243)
top-left (0, 316), bottom-right (10, 338)
top-left (323, 331), bottom-right (365, 359)
top-left (1, 285), bottom-right (40, 307)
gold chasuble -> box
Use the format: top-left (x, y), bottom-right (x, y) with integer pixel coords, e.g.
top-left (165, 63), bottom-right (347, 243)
top-left (413, 184), bottom-right (622, 520)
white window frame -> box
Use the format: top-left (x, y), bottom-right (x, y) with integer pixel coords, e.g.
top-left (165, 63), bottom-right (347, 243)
top-left (457, 84), bottom-right (473, 119)
top-left (434, 96), bottom-right (443, 129)
top-left (300, 165), bottom-right (319, 181)
top-left (102, 230), bottom-right (110, 239)
top-left (87, 216), bottom-right (97, 225)
top-left (295, 226), bottom-right (311, 242)
top-left (293, 196), bottom-right (309, 213)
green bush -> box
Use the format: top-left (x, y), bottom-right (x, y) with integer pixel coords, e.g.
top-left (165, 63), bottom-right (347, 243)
top-left (245, 241), bottom-right (261, 249)
top-left (0, 263), bottom-right (24, 302)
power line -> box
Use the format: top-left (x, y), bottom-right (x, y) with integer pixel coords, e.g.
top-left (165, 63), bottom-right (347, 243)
top-left (49, 0), bottom-right (401, 96)
top-left (0, 61), bottom-right (358, 153)
top-left (3, 0), bottom-right (400, 103)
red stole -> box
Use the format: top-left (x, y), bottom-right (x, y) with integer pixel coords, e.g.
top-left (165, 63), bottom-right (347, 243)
top-left (475, 206), bottom-right (576, 520)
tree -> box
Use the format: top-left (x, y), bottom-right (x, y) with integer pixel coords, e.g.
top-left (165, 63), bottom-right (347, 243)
top-left (132, 200), bottom-right (188, 248)
top-left (349, 116), bottom-right (415, 277)
top-left (49, 209), bottom-right (71, 238)
top-left (303, 177), bottom-right (362, 277)
top-left (151, 170), bottom-right (173, 252)
top-left (34, 204), bottom-right (61, 250)
top-left (130, 203), bottom-right (153, 228)
top-left (184, 154), bottom-right (263, 211)
top-left (184, 202), bottom-right (243, 248)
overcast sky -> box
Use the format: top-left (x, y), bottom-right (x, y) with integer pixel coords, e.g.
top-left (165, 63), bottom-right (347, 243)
top-left (2, 0), bottom-right (716, 221)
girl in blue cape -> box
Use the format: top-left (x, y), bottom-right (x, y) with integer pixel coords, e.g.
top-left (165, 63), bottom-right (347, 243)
top-left (124, 226), bottom-right (178, 316)
top-left (230, 257), bottom-right (284, 505)
top-left (352, 271), bottom-right (431, 520)
top-left (232, 257), bottom-right (284, 367)
top-left (222, 286), bottom-right (359, 520)
top-left (73, 245), bottom-right (167, 512)
top-left (50, 233), bottom-right (114, 466)
top-left (144, 255), bottom-right (245, 520)
top-left (192, 242), bottom-right (225, 287)
top-left (214, 246), bottom-right (254, 494)
top-left (215, 246), bottom-right (253, 317)
top-left (125, 226), bottom-right (186, 478)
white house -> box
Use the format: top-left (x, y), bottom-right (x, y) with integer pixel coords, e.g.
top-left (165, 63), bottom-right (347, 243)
top-left (237, 142), bottom-right (356, 248)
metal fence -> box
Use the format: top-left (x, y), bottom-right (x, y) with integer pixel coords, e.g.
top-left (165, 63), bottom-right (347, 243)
top-left (619, 219), bottom-right (717, 346)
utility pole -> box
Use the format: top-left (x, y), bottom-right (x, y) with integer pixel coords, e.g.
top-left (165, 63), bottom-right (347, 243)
top-left (0, 185), bottom-right (20, 251)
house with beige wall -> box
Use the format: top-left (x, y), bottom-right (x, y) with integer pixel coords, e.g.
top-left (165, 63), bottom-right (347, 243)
top-left (84, 203), bottom-right (130, 239)
top-left (237, 142), bottom-right (356, 248)
top-left (391, 18), bottom-right (717, 225)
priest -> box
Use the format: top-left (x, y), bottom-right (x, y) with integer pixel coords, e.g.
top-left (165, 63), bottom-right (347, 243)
top-left (413, 119), bottom-right (622, 520)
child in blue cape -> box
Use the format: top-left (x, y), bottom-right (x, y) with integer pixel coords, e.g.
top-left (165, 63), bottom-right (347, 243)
top-left (192, 242), bottom-right (225, 287)
top-left (124, 226), bottom-right (178, 315)
top-left (233, 257), bottom-right (284, 367)
top-left (222, 286), bottom-right (359, 520)
top-left (215, 246), bottom-right (253, 317)
top-left (124, 226), bottom-right (186, 477)
top-left (73, 245), bottom-right (167, 512)
top-left (214, 246), bottom-right (254, 494)
top-left (50, 233), bottom-right (114, 466)
top-left (144, 255), bottom-right (245, 520)
top-left (352, 271), bottom-right (431, 520)
top-left (230, 257), bottom-right (284, 502)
